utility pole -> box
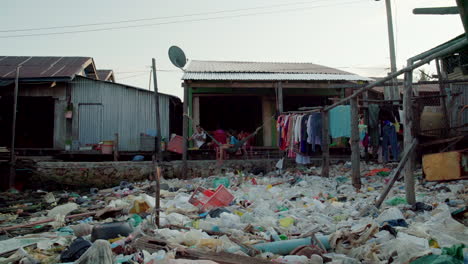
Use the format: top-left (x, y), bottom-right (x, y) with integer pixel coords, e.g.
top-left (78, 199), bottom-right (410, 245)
top-left (378, 0), bottom-right (400, 101)
top-left (151, 58), bottom-right (162, 227)
top-left (10, 66), bottom-right (20, 188)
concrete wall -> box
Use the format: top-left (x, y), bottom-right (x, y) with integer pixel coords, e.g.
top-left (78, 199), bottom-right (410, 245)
top-left (34, 159), bottom-right (281, 187)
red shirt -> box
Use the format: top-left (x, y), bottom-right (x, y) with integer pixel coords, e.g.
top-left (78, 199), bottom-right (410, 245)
top-left (213, 129), bottom-right (227, 144)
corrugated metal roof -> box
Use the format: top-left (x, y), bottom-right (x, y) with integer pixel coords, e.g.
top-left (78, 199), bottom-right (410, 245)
top-left (0, 56), bottom-right (93, 80)
top-left (182, 72), bottom-right (372, 81)
top-left (185, 60), bottom-right (351, 74)
top-left (182, 60), bottom-right (371, 81)
top-left (96, 69), bottom-right (114, 81)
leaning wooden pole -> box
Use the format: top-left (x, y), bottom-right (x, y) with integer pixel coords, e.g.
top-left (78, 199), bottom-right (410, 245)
top-left (375, 139), bottom-right (417, 208)
top-left (435, 58), bottom-right (451, 137)
top-left (323, 38), bottom-right (468, 112)
top-left (403, 65), bottom-right (416, 205)
top-left (321, 110), bottom-right (330, 178)
top-left (350, 97), bottom-right (361, 189)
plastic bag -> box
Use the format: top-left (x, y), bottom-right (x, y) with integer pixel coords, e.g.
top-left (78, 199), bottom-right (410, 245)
top-left (75, 239), bottom-right (113, 264)
top-left (376, 207), bottom-right (404, 224)
top-left (47, 203), bottom-right (78, 218)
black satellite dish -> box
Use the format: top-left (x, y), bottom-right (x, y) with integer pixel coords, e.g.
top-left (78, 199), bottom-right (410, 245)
top-left (168, 46), bottom-right (187, 69)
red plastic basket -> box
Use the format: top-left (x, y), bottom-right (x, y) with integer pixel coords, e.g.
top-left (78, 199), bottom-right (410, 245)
top-left (167, 135), bottom-right (183, 154)
top-left (189, 185), bottom-right (235, 212)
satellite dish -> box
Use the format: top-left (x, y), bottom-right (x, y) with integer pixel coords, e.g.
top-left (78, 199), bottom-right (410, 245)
top-left (168, 46), bottom-right (187, 68)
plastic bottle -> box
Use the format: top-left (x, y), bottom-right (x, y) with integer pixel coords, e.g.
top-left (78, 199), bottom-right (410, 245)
top-left (265, 227), bottom-right (281, 241)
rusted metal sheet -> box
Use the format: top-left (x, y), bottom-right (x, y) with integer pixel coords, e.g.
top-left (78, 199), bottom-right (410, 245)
top-left (0, 56), bottom-right (92, 79)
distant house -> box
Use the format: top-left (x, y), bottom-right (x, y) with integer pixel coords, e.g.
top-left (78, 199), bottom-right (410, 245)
top-left (0, 56), bottom-right (181, 152)
top-left (182, 60), bottom-right (372, 147)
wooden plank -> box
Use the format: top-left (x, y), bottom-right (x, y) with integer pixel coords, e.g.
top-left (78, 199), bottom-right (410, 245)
top-left (375, 139), bottom-right (417, 208)
top-left (350, 97), bottom-right (361, 189)
top-left (423, 150), bottom-right (465, 181)
top-left (321, 111), bottom-right (330, 178)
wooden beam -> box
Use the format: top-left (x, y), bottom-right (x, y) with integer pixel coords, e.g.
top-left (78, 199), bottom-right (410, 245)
top-left (413, 7), bottom-right (459, 15)
top-left (350, 97), bottom-right (361, 189)
top-left (323, 38), bottom-right (468, 112)
top-left (10, 66), bottom-right (20, 188)
top-left (375, 139), bottom-right (417, 208)
top-left (321, 110), bottom-right (330, 178)
top-left (277, 81), bottom-right (283, 113)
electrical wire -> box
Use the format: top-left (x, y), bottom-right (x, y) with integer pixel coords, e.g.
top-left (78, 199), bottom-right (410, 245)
top-left (0, 0), bottom-right (366, 39)
top-left (0, 0), bottom-right (344, 33)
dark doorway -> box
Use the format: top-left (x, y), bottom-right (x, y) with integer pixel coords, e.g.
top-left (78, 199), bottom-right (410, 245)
top-left (283, 95), bottom-right (330, 112)
top-left (199, 96), bottom-right (262, 143)
top-left (0, 96), bottom-right (55, 148)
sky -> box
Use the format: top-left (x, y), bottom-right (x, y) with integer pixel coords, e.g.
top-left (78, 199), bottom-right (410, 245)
top-left (0, 0), bottom-right (463, 99)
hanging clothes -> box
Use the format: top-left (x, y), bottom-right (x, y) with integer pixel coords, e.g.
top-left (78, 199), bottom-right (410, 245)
top-left (307, 112), bottom-right (322, 151)
top-left (368, 104), bottom-right (380, 149)
top-left (300, 114), bottom-right (310, 153)
top-left (382, 122), bottom-right (399, 162)
top-left (329, 105), bottom-right (351, 138)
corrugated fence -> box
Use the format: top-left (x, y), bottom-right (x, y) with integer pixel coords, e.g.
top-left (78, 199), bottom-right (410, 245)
top-left (71, 76), bottom-right (171, 151)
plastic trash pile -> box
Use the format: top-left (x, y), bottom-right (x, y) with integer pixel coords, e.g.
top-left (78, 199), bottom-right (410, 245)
top-left (0, 162), bottom-right (466, 264)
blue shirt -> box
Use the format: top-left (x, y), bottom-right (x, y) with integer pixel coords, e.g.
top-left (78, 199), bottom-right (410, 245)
top-left (230, 136), bottom-right (239, 145)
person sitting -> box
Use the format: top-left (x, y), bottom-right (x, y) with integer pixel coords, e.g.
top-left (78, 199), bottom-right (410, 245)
top-left (208, 127), bottom-right (227, 148)
top-left (188, 125), bottom-right (206, 149)
top-left (219, 130), bottom-right (239, 160)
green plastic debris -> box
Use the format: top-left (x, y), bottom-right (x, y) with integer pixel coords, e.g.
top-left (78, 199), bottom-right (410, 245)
top-left (335, 176), bottom-right (349, 183)
top-left (410, 254), bottom-right (463, 264)
top-left (69, 192), bottom-right (80, 198)
top-left (377, 171), bottom-right (390, 176)
top-left (128, 214), bottom-right (142, 227)
top-left (213, 177), bottom-right (230, 188)
top-left (385, 197), bottom-right (407, 206)
top-left (279, 234), bottom-right (288, 240)
top-left (441, 244), bottom-right (465, 260)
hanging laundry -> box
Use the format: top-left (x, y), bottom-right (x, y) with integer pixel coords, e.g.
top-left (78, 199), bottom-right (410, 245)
top-left (307, 112), bottom-right (322, 151)
top-left (368, 104), bottom-right (380, 149)
top-left (329, 105), bottom-right (351, 138)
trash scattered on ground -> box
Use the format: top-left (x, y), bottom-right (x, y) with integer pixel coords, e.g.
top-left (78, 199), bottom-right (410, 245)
top-left (0, 162), bottom-right (466, 263)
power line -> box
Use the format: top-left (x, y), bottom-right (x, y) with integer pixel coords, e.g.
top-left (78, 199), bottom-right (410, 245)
top-left (0, 0), bottom-right (339, 33)
top-left (0, 0), bottom-right (366, 39)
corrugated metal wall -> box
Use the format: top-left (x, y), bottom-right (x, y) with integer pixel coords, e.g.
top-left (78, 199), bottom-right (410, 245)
top-left (71, 77), bottom-right (170, 151)
top-left (449, 83), bottom-right (468, 133)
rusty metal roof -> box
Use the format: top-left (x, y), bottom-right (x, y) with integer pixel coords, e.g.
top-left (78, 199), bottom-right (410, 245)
top-left (0, 56), bottom-right (94, 80)
top-left (182, 60), bottom-right (371, 81)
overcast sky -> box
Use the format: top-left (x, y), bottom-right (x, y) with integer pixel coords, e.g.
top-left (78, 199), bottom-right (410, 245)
top-left (1, 0), bottom-right (463, 99)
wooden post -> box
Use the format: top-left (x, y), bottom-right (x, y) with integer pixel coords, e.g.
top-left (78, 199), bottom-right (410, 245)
top-left (277, 81), bottom-right (283, 113)
top-left (152, 59), bottom-right (162, 162)
top-left (435, 58), bottom-right (450, 137)
top-left (350, 97), bottom-right (361, 189)
top-left (321, 110), bottom-right (330, 178)
top-left (9, 66), bottom-right (20, 188)
top-left (155, 166), bottom-right (161, 227)
top-left (363, 91), bottom-right (369, 161)
top-left (403, 66), bottom-right (416, 205)
top-left (113, 133), bottom-right (119, 161)
top-left (182, 84), bottom-right (189, 179)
